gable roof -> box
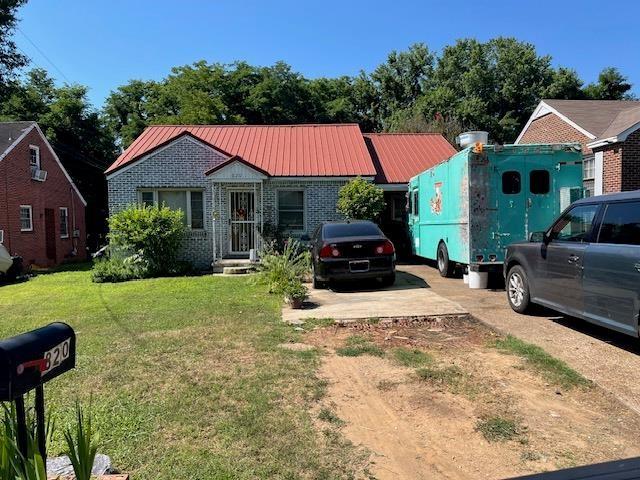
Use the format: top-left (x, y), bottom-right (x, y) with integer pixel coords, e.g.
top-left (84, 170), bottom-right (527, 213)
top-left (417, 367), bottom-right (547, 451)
top-left (0, 121), bottom-right (37, 158)
top-left (363, 133), bottom-right (456, 184)
top-left (516, 99), bottom-right (640, 146)
top-left (106, 124), bottom-right (376, 177)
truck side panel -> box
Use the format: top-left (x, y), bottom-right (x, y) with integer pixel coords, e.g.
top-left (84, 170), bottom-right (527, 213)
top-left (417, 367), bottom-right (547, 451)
top-left (409, 149), bottom-right (470, 264)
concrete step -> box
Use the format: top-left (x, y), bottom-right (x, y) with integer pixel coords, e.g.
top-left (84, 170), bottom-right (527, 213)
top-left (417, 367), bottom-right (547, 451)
top-left (221, 265), bottom-right (255, 275)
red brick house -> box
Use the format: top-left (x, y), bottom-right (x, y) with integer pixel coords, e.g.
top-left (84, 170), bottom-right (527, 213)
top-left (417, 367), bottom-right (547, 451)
top-left (0, 121), bottom-right (87, 267)
top-left (516, 99), bottom-right (640, 196)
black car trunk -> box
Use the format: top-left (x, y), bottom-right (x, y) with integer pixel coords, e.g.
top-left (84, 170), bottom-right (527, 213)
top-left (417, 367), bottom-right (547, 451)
top-left (324, 235), bottom-right (387, 258)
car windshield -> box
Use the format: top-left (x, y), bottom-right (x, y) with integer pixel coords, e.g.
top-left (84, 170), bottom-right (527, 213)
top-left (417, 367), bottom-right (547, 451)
top-left (323, 222), bottom-right (381, 238)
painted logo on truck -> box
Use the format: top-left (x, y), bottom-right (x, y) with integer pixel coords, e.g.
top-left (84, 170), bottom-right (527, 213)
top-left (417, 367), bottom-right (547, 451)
top-left (430, 182), bottom-right (443, 215)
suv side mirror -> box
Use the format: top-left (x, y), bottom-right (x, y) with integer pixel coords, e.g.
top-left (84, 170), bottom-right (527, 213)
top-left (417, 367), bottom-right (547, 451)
top-left (529, 231), bottom-right (547, 243)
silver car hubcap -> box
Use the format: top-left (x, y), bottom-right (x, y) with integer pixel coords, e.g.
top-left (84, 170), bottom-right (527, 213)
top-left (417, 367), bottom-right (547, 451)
top-left (508, 272), bottom-right (525, 307)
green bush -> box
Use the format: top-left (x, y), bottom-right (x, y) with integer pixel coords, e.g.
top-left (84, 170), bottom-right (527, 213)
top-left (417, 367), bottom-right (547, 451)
top-left (257, 239), bottom-right (311, 294)
top-left (337, 177), bottom-right (385, 220)
top-left (283, 277), bottom-right (308, 301)
top-left (91, 250), bottom-right (149, 283)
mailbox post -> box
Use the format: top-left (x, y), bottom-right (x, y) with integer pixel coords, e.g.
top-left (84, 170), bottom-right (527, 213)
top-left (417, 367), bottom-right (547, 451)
top-left (0, 322), bottom-right (76, 464)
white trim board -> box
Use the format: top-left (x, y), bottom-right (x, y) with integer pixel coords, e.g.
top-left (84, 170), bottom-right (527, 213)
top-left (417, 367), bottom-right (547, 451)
top-left (515, 101), bottom-right (596, 144)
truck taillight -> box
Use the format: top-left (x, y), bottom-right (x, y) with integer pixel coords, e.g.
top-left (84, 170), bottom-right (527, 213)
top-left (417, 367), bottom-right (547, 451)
top-left (319, 244), bottom-right (340, 258)
top-left (375, 240), bottom-right (395, 255)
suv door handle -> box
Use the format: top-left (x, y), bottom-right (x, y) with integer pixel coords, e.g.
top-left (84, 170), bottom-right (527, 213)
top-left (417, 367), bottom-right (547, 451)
top-left (568, 255), bottom-right (580, 263)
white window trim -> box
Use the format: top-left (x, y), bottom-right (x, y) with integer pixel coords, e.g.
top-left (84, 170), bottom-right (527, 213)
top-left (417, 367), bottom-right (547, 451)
top-left (137, 188), bottom-right (205, 230)
top-left (276, 188), bottom-right (306, 233)
top-left (0, 229), bottom-right (4, 244)
top-left (59, 207), bottom-right (69, 238)
top-left (20, 205), bottom-right (33, 232)
top-left (29, 145), bottom-right (40, 169)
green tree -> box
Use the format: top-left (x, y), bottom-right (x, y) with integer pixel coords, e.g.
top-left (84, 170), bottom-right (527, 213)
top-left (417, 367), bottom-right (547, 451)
top-left (337, 177), bottom-right (385, 220)
top-left (584, 67), bottom-right (634, 100)
top-left (0, 0), bottom-right (28, 94)
top-left (542, 67), bottom-right (585, 100)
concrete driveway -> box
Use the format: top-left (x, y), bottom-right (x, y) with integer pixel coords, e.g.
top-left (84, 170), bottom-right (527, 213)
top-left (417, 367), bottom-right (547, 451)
top-left (403, 263), bottom-right (640, 416)
top-left (282, 269), bottom-right (467, 325)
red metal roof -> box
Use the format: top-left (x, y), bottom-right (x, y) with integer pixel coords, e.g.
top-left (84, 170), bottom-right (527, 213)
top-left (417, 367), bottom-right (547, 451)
top-left (363, 133), bottom-right (457, 184)
top-left (106, 124), bottom-right (376, 177)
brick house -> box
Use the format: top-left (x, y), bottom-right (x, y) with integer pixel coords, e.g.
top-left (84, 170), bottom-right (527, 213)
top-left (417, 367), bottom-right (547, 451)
top-left (516, 99), bottom-right (640, 196)
top-left (0, 122), bottom-right (87, 267)
top-left (106, 124), bottom-right (455, 268)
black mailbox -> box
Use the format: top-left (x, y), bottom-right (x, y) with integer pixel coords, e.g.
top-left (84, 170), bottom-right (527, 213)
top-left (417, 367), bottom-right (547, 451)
top-left (0, 322), bottom-right (76, 401)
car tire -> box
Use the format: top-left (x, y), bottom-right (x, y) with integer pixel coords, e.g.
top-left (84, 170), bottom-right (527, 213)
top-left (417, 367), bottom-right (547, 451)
top-left (312, 264), bottom-right (327, 289)
top-left (506, 265), bottom-right (531, 313)
top-left (381, 273), bottom-right (396, 287)
top-left (437, 242), bottom-right (454, 278)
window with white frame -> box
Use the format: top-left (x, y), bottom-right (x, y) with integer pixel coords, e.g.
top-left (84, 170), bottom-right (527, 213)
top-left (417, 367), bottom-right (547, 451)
top-left (59, 207), bottom-right (69, 238)
top-left (20, 205), bottom-right (33, 231)
top-left (277, 190), bottom-right (305, 231)
top-left (29, 145), bottom-right (40, 170)
top-left (138, 189), bottom-right (204, 229)
top-left (583, 156), bottom-right (595, 180)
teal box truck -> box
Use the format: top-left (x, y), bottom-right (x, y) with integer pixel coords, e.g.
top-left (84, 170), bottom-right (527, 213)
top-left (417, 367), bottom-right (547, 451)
top-left (408, 143), bottom-right (584, 277)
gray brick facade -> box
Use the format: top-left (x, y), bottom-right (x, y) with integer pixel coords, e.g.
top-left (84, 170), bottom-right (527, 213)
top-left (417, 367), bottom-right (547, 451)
top-left (107, 136), bottom-right (349, 268)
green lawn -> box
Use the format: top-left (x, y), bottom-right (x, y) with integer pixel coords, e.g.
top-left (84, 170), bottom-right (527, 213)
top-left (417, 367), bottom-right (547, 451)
top-left (0, 267), bottom-right (358, 479)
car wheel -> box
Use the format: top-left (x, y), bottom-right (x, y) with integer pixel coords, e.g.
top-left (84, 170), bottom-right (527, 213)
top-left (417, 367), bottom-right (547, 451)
top-left (381, 273), bottom-right (396, 287)
top-left (506, 265), bottom-right (531, 313)
top-left (312, 264), bottom-right (327, 289)
top-left (437, 242), bottom-right (454, 277)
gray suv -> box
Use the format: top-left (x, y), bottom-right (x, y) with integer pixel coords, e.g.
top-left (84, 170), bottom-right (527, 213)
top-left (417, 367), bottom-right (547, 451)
top-left (504, 190), bottom-right (640, 337)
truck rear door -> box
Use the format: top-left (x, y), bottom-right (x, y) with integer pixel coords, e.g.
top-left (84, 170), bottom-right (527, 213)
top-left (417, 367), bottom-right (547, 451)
top-left (494, 155), bottom-right (526, 250)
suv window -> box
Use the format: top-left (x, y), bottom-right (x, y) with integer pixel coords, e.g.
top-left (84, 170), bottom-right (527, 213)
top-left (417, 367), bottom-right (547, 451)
top-left (530, 170), bottom-right (550, 194)
top-left (549, 204), bottom-right (599, 242)
top-left (597, 201), bottom-right (640, 246)
top-left (502, 171), bottom-right (521, 194)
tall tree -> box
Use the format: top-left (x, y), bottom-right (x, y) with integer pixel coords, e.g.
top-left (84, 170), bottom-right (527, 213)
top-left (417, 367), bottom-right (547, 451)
top-left (0, 0), bottom-right (28, 94)
top-left (583, 67), bottom-right (634, 100)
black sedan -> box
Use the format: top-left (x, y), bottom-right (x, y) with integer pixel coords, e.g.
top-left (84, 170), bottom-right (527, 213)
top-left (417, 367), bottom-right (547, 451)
top-left (310, 220), bottom-right (396, 289)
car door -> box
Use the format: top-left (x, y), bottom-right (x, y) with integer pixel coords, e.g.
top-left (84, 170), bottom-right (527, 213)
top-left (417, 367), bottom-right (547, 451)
top-left (537, 203), bottom-right (600, 316)
top-left (583, 200), bottom-right (640, 335)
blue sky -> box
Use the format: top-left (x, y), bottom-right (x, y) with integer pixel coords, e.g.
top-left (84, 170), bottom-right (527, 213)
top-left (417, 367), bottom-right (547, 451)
top-left (14, 0), bottom-right (640, 108)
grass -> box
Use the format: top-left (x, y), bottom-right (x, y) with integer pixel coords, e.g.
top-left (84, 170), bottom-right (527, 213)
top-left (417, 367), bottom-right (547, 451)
top-left (335, 335), bottom-right (385, 357)
top-left (493, 335), bottom-right (591, 389)
top-left (416, 365), bottom-right (464, 386)
top-left (475, 416), bottom-right (522, 442)
top-left (318, 408), bottom-right (345, 426)
top-left (393, 347), bottom-right (433, 368)
top-left (0, 266), bottom-right (360, 479)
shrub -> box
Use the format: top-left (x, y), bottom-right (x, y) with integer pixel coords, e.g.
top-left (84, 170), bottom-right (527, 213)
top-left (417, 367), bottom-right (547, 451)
top-left (283, 278), bottom-right (308, 301)
top-left (107, 204), bottom-right (186, 275)
top-left (337, 177), bottom-right (385, 220)
top-left (91, 250), bottom-right (149, 283)
top-left (257, 239), bottom-right (311, 294)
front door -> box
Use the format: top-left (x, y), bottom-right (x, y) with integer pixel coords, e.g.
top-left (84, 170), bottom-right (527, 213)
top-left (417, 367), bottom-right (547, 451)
top-left (44, 208), bottom-right (56, 262)
top-left (229, 191), bottom-right (256, 255)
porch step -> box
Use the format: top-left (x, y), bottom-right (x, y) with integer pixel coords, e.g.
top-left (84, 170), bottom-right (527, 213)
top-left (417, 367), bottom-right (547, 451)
top-left (222, 265), bottom-right (255, 275)
top-left (212, 258), bottom-right (258, 274)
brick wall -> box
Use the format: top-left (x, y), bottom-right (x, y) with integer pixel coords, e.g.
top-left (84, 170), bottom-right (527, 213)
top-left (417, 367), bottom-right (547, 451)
top-left (0, 127), bottom-right (86, 266)
top-left (108, 136), bottom-right (350, 268)
top-left (622, 129), bottom-right (640, 191)
top-left (518, 113), bottom-right (592, 154)
top-left (598, 145), bottom-right (623, 193)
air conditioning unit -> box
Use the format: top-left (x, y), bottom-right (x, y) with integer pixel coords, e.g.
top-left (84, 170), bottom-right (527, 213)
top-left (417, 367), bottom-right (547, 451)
top-left (31, 169), bottom-right (47, 182)
top-left (72, 229), bottom-right (80, 238)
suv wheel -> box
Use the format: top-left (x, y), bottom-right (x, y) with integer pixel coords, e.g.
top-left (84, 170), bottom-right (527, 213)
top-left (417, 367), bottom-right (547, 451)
top-left (507, 265), bottom-right (531, 313)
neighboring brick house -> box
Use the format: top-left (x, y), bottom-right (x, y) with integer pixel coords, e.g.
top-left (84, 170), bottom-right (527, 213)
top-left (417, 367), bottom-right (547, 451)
top-left (516, 99), bottom-right (640, 196)
top-left (0, 122), bottom-right (87, 267)
top-left (106, 125), bottom-right (455, 268)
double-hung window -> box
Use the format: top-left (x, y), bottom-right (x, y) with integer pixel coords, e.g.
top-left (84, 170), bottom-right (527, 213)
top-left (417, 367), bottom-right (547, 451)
top-left (20, 205), bottom-right (33, 232)
top-left (277, 190), bottom-right (305, 231)
top-left (60, 207), bottom-right (69, 238)
top-left (583, 156), bottom-right (595, 181)
top-left (139, 189), bottom-right (204, 229)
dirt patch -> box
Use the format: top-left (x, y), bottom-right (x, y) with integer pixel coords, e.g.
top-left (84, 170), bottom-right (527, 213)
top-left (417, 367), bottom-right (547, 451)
top-left (278, 342), bottom-right (315, 351)
top-left (306, 318), bottom-right (640, 479)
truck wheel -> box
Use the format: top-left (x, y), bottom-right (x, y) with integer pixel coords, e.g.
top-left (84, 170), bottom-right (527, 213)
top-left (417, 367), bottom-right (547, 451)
top-left (437, 242), bottom-right (455, 277)
top-left (506, 265), bottom-right (531, 313)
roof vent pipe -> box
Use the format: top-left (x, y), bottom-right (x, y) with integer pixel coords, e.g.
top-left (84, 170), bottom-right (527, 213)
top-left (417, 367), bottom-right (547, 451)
top-left (456, 131), bottom-right (489, 149)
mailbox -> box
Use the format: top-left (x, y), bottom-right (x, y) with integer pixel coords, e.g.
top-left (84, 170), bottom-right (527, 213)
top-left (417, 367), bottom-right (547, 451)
top-left (0, 322), bottom-right (76, 401)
